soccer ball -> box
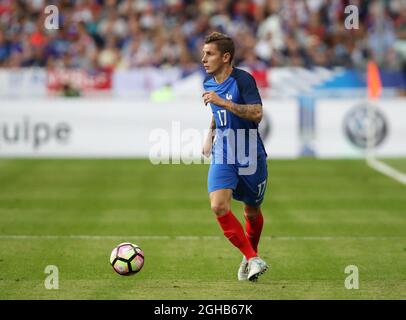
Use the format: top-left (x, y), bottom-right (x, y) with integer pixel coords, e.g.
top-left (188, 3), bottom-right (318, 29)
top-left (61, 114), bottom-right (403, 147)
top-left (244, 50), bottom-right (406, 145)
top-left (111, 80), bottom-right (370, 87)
top-left (110, 242), bottom-right (145, 276)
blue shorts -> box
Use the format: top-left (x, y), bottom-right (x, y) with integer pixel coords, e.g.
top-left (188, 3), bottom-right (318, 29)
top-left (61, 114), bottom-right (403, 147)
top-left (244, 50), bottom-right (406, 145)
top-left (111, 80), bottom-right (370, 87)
top-left (207, 156), bottom-right (268, 207)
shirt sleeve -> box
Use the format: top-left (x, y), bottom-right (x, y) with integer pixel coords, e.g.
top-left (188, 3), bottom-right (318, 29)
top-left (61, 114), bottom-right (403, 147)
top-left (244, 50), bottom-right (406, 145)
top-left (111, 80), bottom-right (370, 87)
top-left (236, 72), bottom-right (262, 105)
top-left (202, 75), bottom-right (211, 91)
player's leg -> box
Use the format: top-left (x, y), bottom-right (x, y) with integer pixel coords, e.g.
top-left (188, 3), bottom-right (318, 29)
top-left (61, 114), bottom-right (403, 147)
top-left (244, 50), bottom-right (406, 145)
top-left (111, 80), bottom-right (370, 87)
top-left (209, 189), bottom-right (257, 262)
top-left (233, 156), bottom-right (269, 281)
top-left (235, 205), bottom-right (264, 281)
top-left (243, 204), bottom-right (268, 282)
top-left (238, 156), bottom-right (268, 254)
top-left (209, 188), bottom-right (232, 216)
top-left (244, 204), bottom-right (264, 254)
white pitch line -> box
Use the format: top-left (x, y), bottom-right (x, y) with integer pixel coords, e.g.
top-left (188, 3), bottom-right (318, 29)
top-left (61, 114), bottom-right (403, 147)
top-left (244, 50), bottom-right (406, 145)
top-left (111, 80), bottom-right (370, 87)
top-left (0, 235), bottom-right (404, 241)
top-left (367, 157), bottom-right (406, 186)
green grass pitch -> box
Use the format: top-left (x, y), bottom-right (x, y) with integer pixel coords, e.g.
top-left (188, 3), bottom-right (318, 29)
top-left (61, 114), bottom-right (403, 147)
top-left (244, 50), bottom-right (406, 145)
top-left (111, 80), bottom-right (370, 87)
top-left (0, 159), bottom-right (405, 299)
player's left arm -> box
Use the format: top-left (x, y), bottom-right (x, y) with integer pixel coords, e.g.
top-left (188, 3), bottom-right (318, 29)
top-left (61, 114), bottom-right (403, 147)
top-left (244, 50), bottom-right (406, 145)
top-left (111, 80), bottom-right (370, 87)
top-left (223, 100), bottom-right (262, 124)
top-left (202, 92), bottom-right (262, 123)
top-left (202, 72), bottom-right (263, 123)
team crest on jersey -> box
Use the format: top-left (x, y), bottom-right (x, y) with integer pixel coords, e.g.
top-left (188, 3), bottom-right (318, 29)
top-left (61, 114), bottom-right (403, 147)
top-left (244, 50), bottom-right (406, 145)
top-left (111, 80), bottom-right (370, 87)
top-left (226, 93), bottom-right (233, 100)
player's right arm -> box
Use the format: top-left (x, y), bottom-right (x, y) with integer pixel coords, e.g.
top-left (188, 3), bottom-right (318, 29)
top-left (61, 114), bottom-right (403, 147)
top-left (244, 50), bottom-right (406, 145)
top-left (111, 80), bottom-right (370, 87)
top-left (202, 116), bottom-right (216, 157)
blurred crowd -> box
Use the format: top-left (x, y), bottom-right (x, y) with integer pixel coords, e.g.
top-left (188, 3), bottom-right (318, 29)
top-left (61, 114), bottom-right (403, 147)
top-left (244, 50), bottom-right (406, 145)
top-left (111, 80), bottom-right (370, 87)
top-left (0, 0), bottom-right (406, 72)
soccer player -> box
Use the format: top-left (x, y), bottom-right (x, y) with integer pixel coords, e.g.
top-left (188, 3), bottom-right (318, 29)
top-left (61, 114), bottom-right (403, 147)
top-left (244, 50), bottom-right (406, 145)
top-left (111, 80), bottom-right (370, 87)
top-left (201, 32), bottom-right (269, 281)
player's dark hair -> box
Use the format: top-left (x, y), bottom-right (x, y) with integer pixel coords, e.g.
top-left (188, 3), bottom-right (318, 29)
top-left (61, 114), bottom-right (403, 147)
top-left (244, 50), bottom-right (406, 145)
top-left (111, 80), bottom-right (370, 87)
top-left (204, 32), bottom-right (235, 64)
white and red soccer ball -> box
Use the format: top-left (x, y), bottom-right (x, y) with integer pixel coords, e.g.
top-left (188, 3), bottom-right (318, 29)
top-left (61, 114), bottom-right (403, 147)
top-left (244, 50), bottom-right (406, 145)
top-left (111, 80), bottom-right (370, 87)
top-left (110, 242), bottom-right (144, 275)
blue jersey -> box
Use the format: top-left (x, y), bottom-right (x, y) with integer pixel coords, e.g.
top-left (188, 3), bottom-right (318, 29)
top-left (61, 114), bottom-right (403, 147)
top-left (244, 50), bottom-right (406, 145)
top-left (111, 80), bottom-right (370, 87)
top-left (203, 67), bottom-right (267, 167)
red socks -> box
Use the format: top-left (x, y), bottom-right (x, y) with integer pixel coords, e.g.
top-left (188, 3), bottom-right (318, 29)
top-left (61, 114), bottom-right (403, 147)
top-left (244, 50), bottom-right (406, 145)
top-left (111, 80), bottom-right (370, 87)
top-left (216, 211), bottom-right (257, 260)
top-left (244, 211), bottom-right (264, 254)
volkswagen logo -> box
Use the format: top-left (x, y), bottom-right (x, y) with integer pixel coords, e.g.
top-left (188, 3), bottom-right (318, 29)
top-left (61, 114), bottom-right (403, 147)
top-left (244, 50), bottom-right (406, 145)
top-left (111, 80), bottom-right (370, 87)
top-left (343, 104), bottom-right (388, 149)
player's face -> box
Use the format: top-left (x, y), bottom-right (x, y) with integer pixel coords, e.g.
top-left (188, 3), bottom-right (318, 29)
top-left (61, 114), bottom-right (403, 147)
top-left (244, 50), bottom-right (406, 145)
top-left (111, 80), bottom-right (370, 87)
top-left (201, 43), bottom-right (226, 75)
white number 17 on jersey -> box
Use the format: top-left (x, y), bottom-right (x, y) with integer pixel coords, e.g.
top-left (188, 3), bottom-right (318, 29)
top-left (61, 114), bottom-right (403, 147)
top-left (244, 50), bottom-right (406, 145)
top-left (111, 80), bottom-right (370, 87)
top-left (217, 110), bottom-right (227, 126)
top-left (257, 179), bottom-right (267, 198)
